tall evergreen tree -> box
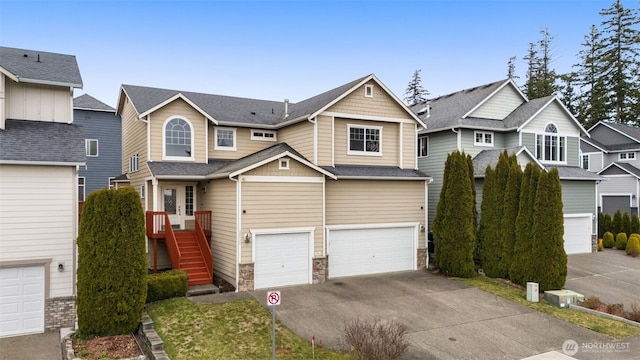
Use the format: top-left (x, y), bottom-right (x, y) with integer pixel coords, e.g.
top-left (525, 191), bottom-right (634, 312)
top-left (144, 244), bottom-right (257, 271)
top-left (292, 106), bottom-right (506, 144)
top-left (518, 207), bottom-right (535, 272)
top-left (509, 163), bottom-right (541, 286)
top-left (573, 24), bottom-right (608, 128)
top-left (506, 56), bottom-right (519, 80)
top-left (598, 0), bottom-right (640, 124)
top-left (530, 168), bottom-right (567, 291)
top-left (403, 69), bottom-right (430, 106)
top-left (523, 29), bottom-right (559, 99)
top-left (499, 161), bottom-right (522, 279)
top-left (433, 151), bottom-right (476, 277)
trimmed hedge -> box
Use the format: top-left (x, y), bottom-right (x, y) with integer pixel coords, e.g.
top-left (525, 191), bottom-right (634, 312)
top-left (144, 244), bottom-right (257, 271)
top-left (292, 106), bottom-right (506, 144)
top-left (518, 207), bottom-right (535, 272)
top-left (615, 232), bottom-right (628, 251)
top-left (603, 232), bottom-right (615, 248)
top-left (627, 235), bottom-right (640, 257)
top-left (146, 270), bottom-right (189, 303)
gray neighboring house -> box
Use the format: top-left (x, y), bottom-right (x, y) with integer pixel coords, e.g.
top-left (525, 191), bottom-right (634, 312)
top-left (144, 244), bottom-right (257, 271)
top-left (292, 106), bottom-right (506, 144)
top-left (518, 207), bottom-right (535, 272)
top-left (581, 121), bottom-right (640, 215)
top-left (0, 46), bottom-right (85, 337)
top-left (412, 79), bottom-right (602, 255)
top-left (74, 94), bottom-right (121, 198)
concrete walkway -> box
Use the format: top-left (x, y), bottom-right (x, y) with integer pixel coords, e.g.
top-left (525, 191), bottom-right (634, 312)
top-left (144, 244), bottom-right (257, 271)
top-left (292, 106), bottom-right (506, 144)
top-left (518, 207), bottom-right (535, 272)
top-left (565, 250), bottom-right (640, 311)
top-left (0, 331), bottom-right (62, 360)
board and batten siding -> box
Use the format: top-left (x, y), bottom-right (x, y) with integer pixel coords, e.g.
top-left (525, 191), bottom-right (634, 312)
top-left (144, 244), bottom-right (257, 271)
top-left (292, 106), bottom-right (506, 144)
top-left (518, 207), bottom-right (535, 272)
top-left (206, 178), bottom-right (238, 286)
top-left (0, 165), bottom-right (75, 298)
top-left (469, 84), bottom-right (524, 119)
top-left (209, 127), bottom-right (275, 160)
top-left (239, 181), bottom-right (324, 263)
top-left (5, 81), bottom-right (72, 123)
top-left (333, 118), bottom-right (398, 166)
top-left (326, 81), bottom-right (409, 119)
top-left (417, 131), bottom-right (457, 228)
top-left (278, 121), bottom-right (315, 161)
top-left (316, 115), bottom-right (333, 166)
top-left (148, 98), bottom-right (207, 163)
top-left (325, 180), bottom-right (426, 248)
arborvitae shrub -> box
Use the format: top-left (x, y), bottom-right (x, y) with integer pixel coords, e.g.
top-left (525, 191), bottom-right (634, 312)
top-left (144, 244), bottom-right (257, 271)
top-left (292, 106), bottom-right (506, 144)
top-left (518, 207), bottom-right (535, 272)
top-left (615, 232), bottom-right (628, 250)
top-left (146, 270), bottom-right (188, 303)
top-left (598, 212), bottom-right (605, 238)
top-left (622, 212), bottom-right (631, 237)
top-left (602, 213), bottom-right (612, 234)
top-left (77, 188), bottom-right (147, 337)
top-left (632, 214), bottom-right (640, 235)
top-left (612, 210), bottom-right (623, 235)
top-left (603, 232), bottom-right (615, 248)
top-left (626, 236), bottom-right (640, 257)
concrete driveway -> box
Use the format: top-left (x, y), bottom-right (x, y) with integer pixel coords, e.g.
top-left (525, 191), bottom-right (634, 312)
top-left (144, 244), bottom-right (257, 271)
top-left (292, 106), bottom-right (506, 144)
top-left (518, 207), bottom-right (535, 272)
top-left (250, 271), bottom-right (638, 360)
top-left (565, 250), bottom-right (640, 311)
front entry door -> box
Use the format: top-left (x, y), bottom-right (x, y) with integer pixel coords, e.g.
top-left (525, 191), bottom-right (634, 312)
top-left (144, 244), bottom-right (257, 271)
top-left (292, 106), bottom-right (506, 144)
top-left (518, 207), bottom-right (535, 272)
top-left (161, 184), bottom-right (196, 229)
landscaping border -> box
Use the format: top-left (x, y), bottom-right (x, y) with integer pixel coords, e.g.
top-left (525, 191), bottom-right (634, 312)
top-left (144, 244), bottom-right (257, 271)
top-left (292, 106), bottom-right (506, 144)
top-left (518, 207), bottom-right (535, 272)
top-left (569, 304), bottom-right (640, 328)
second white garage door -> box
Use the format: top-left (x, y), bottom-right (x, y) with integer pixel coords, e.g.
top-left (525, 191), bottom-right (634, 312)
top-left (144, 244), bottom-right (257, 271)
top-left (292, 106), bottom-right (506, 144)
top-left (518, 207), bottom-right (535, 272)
top-left (254, 231), bottom-right (312, 289)
top-left (0, 265), bottom-right (45, 338)
top-left (564, 215), bottom-right (593, 255)
top-left (328, 225), bottom-right (417, 278)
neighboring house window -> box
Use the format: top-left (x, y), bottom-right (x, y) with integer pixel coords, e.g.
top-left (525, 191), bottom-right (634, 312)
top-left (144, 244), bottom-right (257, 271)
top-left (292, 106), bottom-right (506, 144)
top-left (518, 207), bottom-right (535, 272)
top-left (417, 136), bottom-right (429, 157)
top-left (85, 139), bottom-right (98, 156)
top-left (365, 84), bottom-right (374, 98)
top-left (251, 129), bottom-right (277, 141)
top-left (215, 128), bottom-right (236, 150)
top-left (108, 177), bottom-right (115, 189)
top-left (164, 117), bottom-right (193, 158)
top-left (185, 185), bottom-right (194, 216)
top-left (348, 124), bottom-right (381, 155)
top-left (582, 155), bottom-right (590, 170)
top-left (474, 131), bottom-right (494, 146)
top-left (140, 185), bottom-right (145, 199)
top-left (279, 158), bottom-right (290, 170)
top-left (619, 152), bottom-right (636, 160)
top-left (78, 177), bottom-right (85, 202)
top-left (535, 123), bottom-right (565, 162)
top-left (129, 153), bottom-right (139, 173)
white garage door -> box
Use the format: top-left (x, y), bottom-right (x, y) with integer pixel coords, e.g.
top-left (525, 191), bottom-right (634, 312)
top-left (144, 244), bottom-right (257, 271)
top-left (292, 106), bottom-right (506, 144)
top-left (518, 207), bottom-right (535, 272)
top-left (0, 266), bottom-right (45, 337)
top-left (254, 232), bottom-right (311, 289)
top-left (564, 215), bottom-right (593, 255)
top-left (328, 226), bottom-right (416, 278)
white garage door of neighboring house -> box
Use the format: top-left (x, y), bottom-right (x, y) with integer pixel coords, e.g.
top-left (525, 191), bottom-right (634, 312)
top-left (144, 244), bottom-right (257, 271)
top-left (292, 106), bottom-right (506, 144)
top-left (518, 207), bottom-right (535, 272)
top-left (254, 231), bottom-right (312, 289)
top-left (328, 225), bottom-right (417, 278)
top-left (564, 215), bottom-right (593, 255)
top-left (0, 266), bottom-right (45, 338)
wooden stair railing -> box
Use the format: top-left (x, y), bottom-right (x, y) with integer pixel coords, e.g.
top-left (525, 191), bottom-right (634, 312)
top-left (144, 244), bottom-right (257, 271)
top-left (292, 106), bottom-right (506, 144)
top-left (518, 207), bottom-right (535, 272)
top-left (194, 211), bottom-right (213, 281)
top-left (145, 211), bottom-right (181, 272)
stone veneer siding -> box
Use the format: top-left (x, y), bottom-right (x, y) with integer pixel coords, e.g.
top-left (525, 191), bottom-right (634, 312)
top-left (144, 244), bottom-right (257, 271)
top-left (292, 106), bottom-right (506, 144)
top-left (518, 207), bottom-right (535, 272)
top-left (417, 248), bottom-right (427, 270)
top-left (237, 263), bottom-right (254, 291)
top-left (592, 234), bottom-right (598, 253)
top-left (45, 296), bottom-right (75, 331)
top-left (312, 257), bottom-right (327, 284)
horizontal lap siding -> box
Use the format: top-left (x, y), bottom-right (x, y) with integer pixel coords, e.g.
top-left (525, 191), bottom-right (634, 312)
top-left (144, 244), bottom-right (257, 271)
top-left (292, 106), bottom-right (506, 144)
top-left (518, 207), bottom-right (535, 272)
top-left (326, 180), bottom-right (426, 248)
top-left (149, 99), bottom-right (207, 162)
top-left (334, 118), bottom-right (398, 166)
top-left (316, 115), bottom-right (333, 166)
top-left (121, 99), bottom-right (150, 195)
top-left (243, 159), bottom-right (318, 177)
top-left (562, 180), bottom-right (596, 214)
top-left (209, 127), bottom-right (274, 159)
top-left (0, 165), bottom-right (75, 297)
top-left (522, 102), bottom-right (582, 136)
top-left (417, 132), bottom-right (456, 228)
top-left (240, 182), bottom-right (323, 263)
top-left (402, 122), bottom-right (417, 169)
top-left (469, 85), bottom-right (524, 119)
top-left (208, 179), bottom-right (237, 285)
top-left (326, 81), bottom-right (409, 119)
top-left (278, 121), bottom-right (314, 161)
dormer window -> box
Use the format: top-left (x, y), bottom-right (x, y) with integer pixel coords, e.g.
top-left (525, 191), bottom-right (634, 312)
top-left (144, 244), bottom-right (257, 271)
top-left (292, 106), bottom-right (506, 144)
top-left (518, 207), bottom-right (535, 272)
top-left (365, 84), bottom-right (374, 98)
top-left (164, 117), bottom-right (193, 159)
top-left (535, 122), bottom-right (566, 163)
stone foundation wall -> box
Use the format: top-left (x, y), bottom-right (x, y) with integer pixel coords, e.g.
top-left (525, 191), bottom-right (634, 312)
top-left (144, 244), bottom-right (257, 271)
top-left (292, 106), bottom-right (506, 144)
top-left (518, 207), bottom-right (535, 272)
top-left (592, 234), bottom-right (598, 253)
top-left (237, 263), bottom-right (254, 291)
top-left (312, 257), bottom-right (327, 284)
top-left (45, 296), bottom-right (75, 331)
top-left (417, 248), bottom-right (427, 270)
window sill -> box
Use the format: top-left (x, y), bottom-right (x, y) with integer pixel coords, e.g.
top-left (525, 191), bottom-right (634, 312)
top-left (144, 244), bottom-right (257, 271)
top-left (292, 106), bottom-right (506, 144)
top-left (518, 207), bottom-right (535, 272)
top-left (347, 151), bottom-right (383, 157)
top-left (162, 156), bottom-right (196, 161)
top-left (214, 146), bottom-right (237, 151)
top-left (474, 143), bottom-right (494, 147)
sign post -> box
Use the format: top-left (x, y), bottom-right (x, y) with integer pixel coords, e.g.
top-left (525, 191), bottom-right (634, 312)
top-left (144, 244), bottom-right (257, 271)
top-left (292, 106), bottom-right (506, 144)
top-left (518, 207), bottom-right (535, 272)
top-left (267, 291), bottom-right (281, 360)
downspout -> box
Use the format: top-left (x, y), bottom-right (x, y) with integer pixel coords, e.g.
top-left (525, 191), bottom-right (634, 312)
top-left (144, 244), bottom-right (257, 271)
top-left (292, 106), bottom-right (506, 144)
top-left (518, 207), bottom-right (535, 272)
top-left (425, 177), bottom-right (433, 268)
top-left (399, 123), bottom-right (403, 169)
top-left (230, 175), bottom-right (241, 292)
top-left (452, 128), bottom-right (461, 151)
top-left (146, 115), bottom-right (151, 163)
top-left (73, 165), bottom-right (79, 297)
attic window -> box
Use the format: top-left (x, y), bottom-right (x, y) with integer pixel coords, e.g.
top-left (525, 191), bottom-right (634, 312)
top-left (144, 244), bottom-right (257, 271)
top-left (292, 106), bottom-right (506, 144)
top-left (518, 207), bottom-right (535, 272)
top-left (279, 158), bottom-right (290, 170)
top-left (251, 129), bottom-right (277, 142)
top-left (364, 84), bottom-right (374, 98)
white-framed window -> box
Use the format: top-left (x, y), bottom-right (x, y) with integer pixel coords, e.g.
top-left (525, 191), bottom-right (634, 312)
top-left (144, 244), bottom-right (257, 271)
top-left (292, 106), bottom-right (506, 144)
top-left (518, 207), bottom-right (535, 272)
top-left (215, 128), bottom-right (236, 150)
top-left (140, 185), bottom-right (145, 199)
top-left (348, 124), bottom-right (382, 155)
top-left (535, 123), bottom-right (566, 163)
top-left (365, 84), bottom-right (374, 98)
top-left (418, 135), bottom-right (429, 157)
top-left (251, 129), bottom-right (277, 141)
top-left (474, 131), bottom-right (494, 146)
top-left (108, 177), bottom-right (115, 190)
top-left (619, 152), bottom-right (636, 160)
top-left (279, 158), bottom-right (290, 170)
top-left (164, 117), bottom-right (193, 159)
top-left (582, 154), bottom-right (590, 170)
top-left (129, 153), bottom-right (139, 173)
top-left (78, 177), bottom-right (85, 202)
top-left (185, 185), bottom-right (194, 216)
top-left (85, 139), bottom-right (98, 156)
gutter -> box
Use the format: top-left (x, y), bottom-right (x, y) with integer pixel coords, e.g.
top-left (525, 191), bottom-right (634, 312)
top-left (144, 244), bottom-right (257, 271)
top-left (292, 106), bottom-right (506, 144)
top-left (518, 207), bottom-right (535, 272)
top-left (0, 160), bottom-right (85, 166)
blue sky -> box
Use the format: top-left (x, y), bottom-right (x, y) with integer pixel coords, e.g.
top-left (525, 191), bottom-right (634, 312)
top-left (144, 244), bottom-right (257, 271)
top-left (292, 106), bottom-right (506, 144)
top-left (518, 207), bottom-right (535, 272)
top-left (0, 1), bottom-right (623, 108)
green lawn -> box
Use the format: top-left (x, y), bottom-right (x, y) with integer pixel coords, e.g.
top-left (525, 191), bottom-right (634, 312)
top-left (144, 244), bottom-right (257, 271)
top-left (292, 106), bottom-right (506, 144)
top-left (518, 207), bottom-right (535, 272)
top-left (145, 298), bottom-right (350, 360)
top-left (457, 276), bottom-right (640, 339)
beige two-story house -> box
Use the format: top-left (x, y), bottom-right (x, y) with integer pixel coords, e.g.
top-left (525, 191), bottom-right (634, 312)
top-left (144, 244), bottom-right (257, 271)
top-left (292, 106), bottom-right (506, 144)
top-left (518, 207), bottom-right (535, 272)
top-left (116, 74), bottom-right (430, 291)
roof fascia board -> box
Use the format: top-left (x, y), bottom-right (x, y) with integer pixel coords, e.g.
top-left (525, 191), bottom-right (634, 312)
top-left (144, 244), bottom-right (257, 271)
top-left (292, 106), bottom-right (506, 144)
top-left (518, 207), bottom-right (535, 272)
top-left (0, 66), bottom-right (19, 82)
top-left (322, 111), bottom-right (418, 124)
top-left (138, 92), bottom-right (218, 125)
top-left (517, 97), bottom-right (589, 136)
top-left (116, 86), bottom-right (138, 116)
top-left (0, 160), bottom-right (85, 166)
top-left (580, 137), bottom-right (609, 153)
top-left (18, 77), bottom-right (82, 89)
top-left (153, 175), bottom-right (207, 180)
top-left (335, 175), bottom-right (431, 181)
top-left (462, 79), bottom-right (520, 119)
top-left (228, 151), bottom-right (337, 179)
top-left (516, 146), bottom-right (546, 170)
top-left (597, 162), bottom-right (640, 179)
top-left (73, 106), bottom-right (116, 113)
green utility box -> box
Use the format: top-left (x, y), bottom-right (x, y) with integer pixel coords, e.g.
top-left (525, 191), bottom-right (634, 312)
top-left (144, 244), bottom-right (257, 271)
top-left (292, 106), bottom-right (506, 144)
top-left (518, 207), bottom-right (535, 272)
top-left (543, 290), bottom-right (585, 308)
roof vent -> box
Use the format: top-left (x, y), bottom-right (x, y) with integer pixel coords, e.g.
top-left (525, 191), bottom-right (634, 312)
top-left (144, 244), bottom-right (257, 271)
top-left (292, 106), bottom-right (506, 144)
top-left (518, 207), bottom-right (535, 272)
top-left (37, 54), bottom-right (41, 62)
top-left (23, 54), bottom-right (28, 58)
top-left (284, 99), bottom-right (289, 118)
top-left (418, 102), bottom-right (431, 118)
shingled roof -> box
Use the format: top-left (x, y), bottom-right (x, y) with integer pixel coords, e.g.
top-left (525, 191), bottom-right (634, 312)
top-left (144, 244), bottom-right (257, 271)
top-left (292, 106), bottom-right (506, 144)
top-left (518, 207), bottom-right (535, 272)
top-left (0, 119), bottom-right (85, 164)
top-left (74, 94), bottom-right (115, 112)
top-left (0, 46), bottom-right (82, 88)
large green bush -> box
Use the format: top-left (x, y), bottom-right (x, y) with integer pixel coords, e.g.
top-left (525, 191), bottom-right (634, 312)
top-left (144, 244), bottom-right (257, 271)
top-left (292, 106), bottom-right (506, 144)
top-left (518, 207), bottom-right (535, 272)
top-left (530, 168), bottom-right (566, 291)
top-left (77, 188), bottom-right (147, 337)
top-left (615, 232), bottom-right (628, 250)
top-left (602, 232), bottom-right (615, 248)
top-left (146, 270), bottom-right (188, 303)
top-left (626, 235), bottom-right (640, 257)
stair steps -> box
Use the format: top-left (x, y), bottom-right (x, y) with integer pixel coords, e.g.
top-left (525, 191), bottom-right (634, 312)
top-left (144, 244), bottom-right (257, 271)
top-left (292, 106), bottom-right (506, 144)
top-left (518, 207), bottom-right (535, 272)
top-left (174, 231), bottom-right (212, 286)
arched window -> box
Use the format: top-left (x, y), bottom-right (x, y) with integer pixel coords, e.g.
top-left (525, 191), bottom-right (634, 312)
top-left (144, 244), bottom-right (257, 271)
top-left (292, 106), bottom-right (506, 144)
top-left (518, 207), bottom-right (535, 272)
top-left (164, 118), bottom-right (192, 158)
top-left (535, 122), bottom-right (565, 162)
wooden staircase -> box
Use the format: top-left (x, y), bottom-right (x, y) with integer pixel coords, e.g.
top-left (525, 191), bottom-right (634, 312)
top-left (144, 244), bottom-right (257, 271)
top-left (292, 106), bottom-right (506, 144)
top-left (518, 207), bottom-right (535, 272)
top-left (174, 230), bottom-right (212, 286)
